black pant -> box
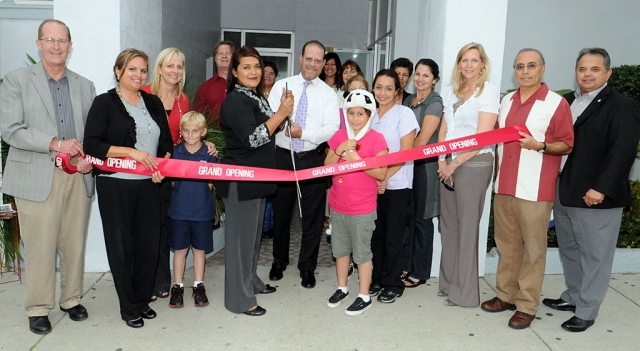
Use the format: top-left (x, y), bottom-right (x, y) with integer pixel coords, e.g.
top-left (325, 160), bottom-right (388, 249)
top-left (154, 180), bottom-right (172, 295)
top-left (372, 188), bottom-right (412, 295)
top-left (96, 177), bottom-right (161, 321)
top-left (404, 166), bottom-right (435, 280)
top-left (272, 147), bottom-right (326, 271)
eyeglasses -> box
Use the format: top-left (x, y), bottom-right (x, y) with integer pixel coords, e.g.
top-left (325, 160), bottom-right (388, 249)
top-left (216, 52), bottom-right (232, 57)
top-left (39, 38), bottom-right (70, 46)
top-left (264, 72), bottom-right (276, 77)
top-left (515, 63), bottom-right (540, 71)
top-left (304, 57), bottom-right (324, 66)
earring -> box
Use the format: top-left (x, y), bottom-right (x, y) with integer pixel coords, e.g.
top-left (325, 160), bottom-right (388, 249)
top-left (480, 67), bottom-right (485, 74)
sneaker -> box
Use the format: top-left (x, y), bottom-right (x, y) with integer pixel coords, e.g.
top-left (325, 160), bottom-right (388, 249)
top-left (168, 284), bottom-right (184, 308)
top-left (377, 289), bottom-right (402, 303)
top-left (327, 289), bottom-right (349, 308)
top-left (368, 284), bottom-right (383, 297)
top-left (345, 297), bottom-right (372, 316)
top-left (192, 283), bottom-right (209, 307)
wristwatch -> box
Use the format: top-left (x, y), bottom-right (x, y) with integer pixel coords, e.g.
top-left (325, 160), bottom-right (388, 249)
top-left (538, 142), bottom-right (547, 153)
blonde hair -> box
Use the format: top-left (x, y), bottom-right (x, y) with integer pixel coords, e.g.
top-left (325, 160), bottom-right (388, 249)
top-left (150, 48), bottom-right (186, 97)
top-left (114, 48), bottom-right (149, 82)
top-left (345, 74), bottom-right (369, 92)
top-left (451, 42), bottom-right (490, 98)
top-left (180, 111), bottom-right (207, 130)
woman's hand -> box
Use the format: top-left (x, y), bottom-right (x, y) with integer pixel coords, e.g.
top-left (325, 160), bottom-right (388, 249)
top-left (377, 180), bottom-right (387, 194)
top-left (437, 159), bottom-right (457, 184)
top-left (204, 141), bottom-right (218, 157)
top-left (278, 88), bottom-right (294, 116)
top-left (130, 149), bottom-right (158, 170)
top-left (151, 170), bottom-right (164, 183)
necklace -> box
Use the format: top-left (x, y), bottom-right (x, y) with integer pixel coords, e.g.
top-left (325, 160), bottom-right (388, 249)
top-left (159, 92), bottom-right (183, 121)
top-left (116, 87), bottom-right (152, 147)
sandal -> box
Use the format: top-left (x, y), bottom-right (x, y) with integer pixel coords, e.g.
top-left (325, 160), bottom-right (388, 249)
top-left (437, 290), bottom-right (448, 297)
top-left (444, 299), bottom-right (457, 306)
top-left (150, 296), bottom-right (158, 302)
top-left (404, 277), bottom-right (426, 288)
top-left (158, 291), bottom-right (169, 299)
top-left (400, 271), bottom-right (410, 281)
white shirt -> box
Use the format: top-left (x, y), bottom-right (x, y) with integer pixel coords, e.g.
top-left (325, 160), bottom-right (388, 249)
top-left (370, 104), bottom-right (420, 190)
top-left (269, 74), bottom-right (340, 151)
top-left (442, 82), bottom-right (500, 155)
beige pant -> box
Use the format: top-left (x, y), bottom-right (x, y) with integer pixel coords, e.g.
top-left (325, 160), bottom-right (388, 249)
top-left (493, 194), bottom-right (553, 315)
top-left (16, 167), bottom-right (91, 317)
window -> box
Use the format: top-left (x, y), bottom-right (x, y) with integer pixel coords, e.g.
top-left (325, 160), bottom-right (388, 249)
top-left (222, 29), bottom-right (295, 78)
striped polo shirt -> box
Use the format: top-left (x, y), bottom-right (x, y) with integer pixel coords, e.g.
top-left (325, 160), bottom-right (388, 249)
top-left (495, 83), bottom-right (574, 202)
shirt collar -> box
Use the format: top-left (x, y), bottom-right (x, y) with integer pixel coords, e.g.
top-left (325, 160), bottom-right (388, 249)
top-left (43, 65), bottom-right (68, 81)
top-left (512, 82), bottom-right (550, 103)
top-left (176, 142), bottom-right (207, 155)
top-left (574, 83), bottom-right (607, 100)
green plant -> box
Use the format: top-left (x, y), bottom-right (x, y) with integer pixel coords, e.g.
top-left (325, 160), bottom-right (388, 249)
top-left (609, 65), bottom-right (640, 106)
top-left (620, 180), bottom-right (640, 248)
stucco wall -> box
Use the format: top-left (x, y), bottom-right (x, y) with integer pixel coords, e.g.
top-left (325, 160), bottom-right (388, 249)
top-left (501, 0), bottom-right (640, 93)
top-left (161, 0), bottom-right (220, 83)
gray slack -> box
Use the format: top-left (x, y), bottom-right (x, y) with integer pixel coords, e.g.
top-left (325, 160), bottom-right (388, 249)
top-left (438, 153), bottom-right (493, 307)
top-left (223, 182), bottom-right (267, 313)
top-left (553, 181), bottom-right (622, 320)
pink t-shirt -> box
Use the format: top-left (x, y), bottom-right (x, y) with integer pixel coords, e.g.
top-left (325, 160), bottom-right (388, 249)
top-left (328, 129), bottom-right (388, 215)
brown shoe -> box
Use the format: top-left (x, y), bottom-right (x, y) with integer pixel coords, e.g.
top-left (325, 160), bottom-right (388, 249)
top-left (481, 297), bottom-right (516, 313)
top-left (508, 311), bottom-right (535, 329)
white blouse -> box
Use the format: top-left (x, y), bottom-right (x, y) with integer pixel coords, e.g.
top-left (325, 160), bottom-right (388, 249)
top-left (442, 82), bottom-right (500, 155)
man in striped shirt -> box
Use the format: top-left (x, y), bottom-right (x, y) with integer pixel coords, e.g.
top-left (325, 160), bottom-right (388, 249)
top-left (480, 48), bottom-right (574, 330)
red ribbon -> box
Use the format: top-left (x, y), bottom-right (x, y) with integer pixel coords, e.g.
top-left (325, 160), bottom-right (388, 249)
top-left (56, 125), bottom-right (529, 180)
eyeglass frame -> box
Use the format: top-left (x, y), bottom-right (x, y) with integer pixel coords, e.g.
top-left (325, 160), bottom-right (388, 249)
top-left (514, 62), bottom-right (540, 71)
top-left (39, 37), bottom-right (71, 46)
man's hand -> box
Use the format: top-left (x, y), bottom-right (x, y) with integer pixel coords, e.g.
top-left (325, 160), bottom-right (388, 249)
top-left (517, 131), bottom-right (543, 151)
top-left (51, 138), bottom-right (84, 156)
top-left (583, 188), bottom-right (605, 207)
top-left (284, 120), bottom-right (303, 138)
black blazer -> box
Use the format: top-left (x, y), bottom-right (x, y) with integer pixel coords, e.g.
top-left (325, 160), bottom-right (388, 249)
top-left (84, 89), bottom-right (173, 176)
top-left (559, 85), bottom-right (640, 208)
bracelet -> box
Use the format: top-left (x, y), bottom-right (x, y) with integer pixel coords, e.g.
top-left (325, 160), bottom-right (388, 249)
top-left (334, 150), bottom-right (342, 157)
top-left (57, 139), bottom-right (62, 152)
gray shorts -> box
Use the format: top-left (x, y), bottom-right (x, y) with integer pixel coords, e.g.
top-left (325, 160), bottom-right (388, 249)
top-left (329, 210), bottom-right (376, 264)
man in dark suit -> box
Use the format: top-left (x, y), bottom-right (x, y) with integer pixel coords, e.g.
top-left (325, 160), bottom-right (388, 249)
top-left (0, 19), bottom-right (96, 334)
top-left (543, 48), bottom-right (640, 332)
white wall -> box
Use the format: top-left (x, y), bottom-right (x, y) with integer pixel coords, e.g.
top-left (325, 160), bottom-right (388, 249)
top-left (393, 0), bottom-right (509, 277)
top-left (501, 0), bottom-right (640, 92)
top-left (55, 0), bottom-right (122, 271)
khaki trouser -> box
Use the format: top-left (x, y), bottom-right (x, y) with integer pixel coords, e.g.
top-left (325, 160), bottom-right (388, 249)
top-left (16, 167), bottom-right (91, 317)
top-left (493, 194), bottom-right (553, 315)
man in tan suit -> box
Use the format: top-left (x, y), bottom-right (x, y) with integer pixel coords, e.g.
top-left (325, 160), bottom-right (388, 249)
top-left (0, 19), bottom-right (96, 334)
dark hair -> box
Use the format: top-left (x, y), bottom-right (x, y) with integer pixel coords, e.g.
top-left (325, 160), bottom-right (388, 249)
top-left (391, 57), bottom-right (414, 77)
top-left (338, 59), bottom-right (363, 90)
top-left (227, 45), bottom-right (264, 97)
top-left (263, 60), bottom-right (278, 77)
top-left (319, 52), bottom-right (342, 81)
top-left (214, 40), bottom-right (235, 56)
top-left (576, 47), bottom-right (611, 71)
top-left (415, 58), bottom-right (440, 82)
top-left (373, 69), bottom-right (401, 92)
top-left (302, 40), bottom-right (325, 56)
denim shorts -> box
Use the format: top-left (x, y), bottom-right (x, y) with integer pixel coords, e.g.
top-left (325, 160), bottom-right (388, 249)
top-left (329, 210), bottom-right (376, 264)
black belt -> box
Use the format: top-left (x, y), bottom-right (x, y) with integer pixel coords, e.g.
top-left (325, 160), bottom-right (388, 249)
top-left (277, 146), bottom-right (316, 159)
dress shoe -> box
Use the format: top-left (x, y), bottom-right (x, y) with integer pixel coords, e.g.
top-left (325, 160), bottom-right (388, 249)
top-left (259, 284), bottom-right (277, 294)
top-left (243, 305), bottom-right (266, 316)
top-left (481, 297), bottom-right (516, 313)
top-left (300, 269), bottom-right (316, 288)
top-left (561, 316), bottom-right (595, 332)
top-left (269, 262), bottom-right (286, 281)
top-left (262, 229), bottom-right (274, 239)
top-left (28, 316), bottom-right (52, 335)
top-left (140, 308), bottom-right (157, 319)
top-left (508, 311), bottom-right (535, 329)
top-left (542, 298), bottom-right (576, 312)
top-left (60, 304), bottom-right (88, 321)
top-left (126, 318), bottom-right (144, 328)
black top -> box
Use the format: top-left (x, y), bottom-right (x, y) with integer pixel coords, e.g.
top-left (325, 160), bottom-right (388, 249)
top-left (84, 88), bottom-right (173, 176)
top-left (216, 89), bottom-right (277, 201)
